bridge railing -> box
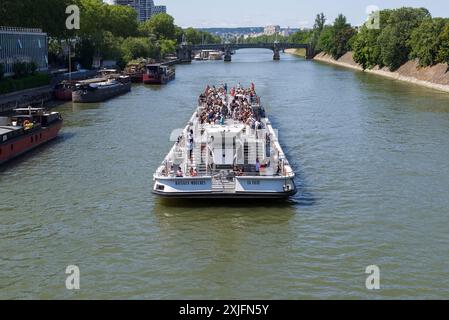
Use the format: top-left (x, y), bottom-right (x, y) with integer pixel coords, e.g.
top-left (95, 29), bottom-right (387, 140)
top-left (185, 43), bottom-right (310, 51)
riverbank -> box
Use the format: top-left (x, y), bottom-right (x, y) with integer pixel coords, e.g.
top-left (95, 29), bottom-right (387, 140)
top-left (311, 52), bottom-right (449, 94)
top-left (285, 48), bottom-right (307, 58)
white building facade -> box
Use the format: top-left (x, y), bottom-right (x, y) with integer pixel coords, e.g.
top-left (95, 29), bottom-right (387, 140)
top-left (0, 27), bottom-right (48, 76)
top-left (264, 25), bottom-right (281, 36)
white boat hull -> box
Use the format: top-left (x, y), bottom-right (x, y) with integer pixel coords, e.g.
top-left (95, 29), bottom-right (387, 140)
top-left (152, 176), bottom-right (297, 199)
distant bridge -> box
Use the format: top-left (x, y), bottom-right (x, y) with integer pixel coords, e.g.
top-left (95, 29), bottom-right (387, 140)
top-left (176, 42), bottom-right (314, 62)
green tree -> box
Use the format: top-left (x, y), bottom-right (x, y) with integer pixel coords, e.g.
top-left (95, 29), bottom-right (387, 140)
top-left (352, 10), bottom-right (392, 69)
top-left (352, 25), bottom-right (382, 69)
top-left (158, 39), bottom-right (177, 58)
top-left (289, 29), bottom-right (313, 44)
top-left (120, 37), bottom-right (158, 62)
top-left (409, 18), bottom-right (448, 67)
top-left (185, 27), bottom-right (202, 44)
top-left (105, 4), bottom-right (139, 38)
top-left (328, 14), bottom-right (357, 59)
top-left (0, 0), bottom-right (74, 38)
top-left (311, 13), bottom-right (326, 51)
top-left (97, 32), bottom-right (123, 60)
top-left (437, 23), bottom-right (449, 64)
top-left (378, 7), bottom-right (431, 70)
top-left (316, 25), bottom-right (334, 53)
top-left (314, 13), bottom-right (326, 32)
top-left (139, 13), bottom-right (176, 40)
top-left (77, 38), bottom-right (96, 69)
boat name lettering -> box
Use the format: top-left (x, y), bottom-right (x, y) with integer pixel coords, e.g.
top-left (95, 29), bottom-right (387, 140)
top-left (175, 180), bottom-right (207, 186)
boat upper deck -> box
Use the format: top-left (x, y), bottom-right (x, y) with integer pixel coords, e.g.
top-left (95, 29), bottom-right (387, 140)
top-left (152, 83), bottom-right (296, 198)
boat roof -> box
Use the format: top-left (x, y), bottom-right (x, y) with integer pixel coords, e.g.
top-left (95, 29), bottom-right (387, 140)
top-left (13, 107), bottom-right (45, 114)
top-left (78, 77), bottom-right (107, 84)
top-left (12, 115), bottom-right (33, 119)
top-left (146, 64), bottom-right (166, 67)
top-left (12, 108), bottom-right (58, 116)
top-left (0, 126), bottom-right (22, 135)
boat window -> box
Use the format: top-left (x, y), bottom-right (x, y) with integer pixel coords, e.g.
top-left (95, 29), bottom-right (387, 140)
top-left (0, 147), bottom-right (2, 155)
top-left (156, 185), bottom-right (165, 191)
top-left (11, 144), bottom-right (14, 151)
top-left (40, 133), bottom-right (42, 139)
top-left (31, 136), bottom-right (34, 143)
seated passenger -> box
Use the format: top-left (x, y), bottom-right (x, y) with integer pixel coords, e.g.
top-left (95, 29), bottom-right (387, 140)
top-left (176, 168), bottom-right (183, 177)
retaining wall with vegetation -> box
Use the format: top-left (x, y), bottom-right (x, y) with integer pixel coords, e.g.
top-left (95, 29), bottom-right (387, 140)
top-left (312, 52), bottom-right (449, 94)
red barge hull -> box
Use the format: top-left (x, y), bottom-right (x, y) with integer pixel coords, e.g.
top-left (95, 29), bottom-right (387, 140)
top-left (0, 121), bottom-right (63, 165)
top-left (143, 64), bottom-right (175, 85)
top-left (143, 74), bottom-right (164, 84)
top-left (54, 89), bottom-right (73, 101)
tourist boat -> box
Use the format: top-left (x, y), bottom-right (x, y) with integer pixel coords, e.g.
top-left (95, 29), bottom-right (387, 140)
top-left (208, 51), bottom-right (223, 61)
top-left (194, 50), bottom-right (209, 60)
top-left (143, 64), bottom-right (176, 85)
top-left (0, 107), bottom-right (63, 165)
top-left (72, 76), bottom-right (131, 103)
top-left (152, 85), bottom-right (297, 199)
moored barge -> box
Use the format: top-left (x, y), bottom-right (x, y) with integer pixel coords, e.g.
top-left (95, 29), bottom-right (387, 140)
top-left (72, 76), bottom-right (131, 103)
top-left (124, 62), bottom-right (146, 83)
top-left (54, 80), bottom-right (78, 101)
top-left (0, 107), bottom-right (63, 165)
top-left (143, 64), bottom-right (175, 85)
top-left (152, 84), bottom-right (296, 199)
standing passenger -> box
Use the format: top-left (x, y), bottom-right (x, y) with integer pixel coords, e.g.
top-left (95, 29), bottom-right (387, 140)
top-left (256, 158), bottom-right (261, 173)
top-left (187, 139), bottom-right (193, 162)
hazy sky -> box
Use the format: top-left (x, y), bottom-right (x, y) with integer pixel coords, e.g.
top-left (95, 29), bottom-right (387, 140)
top-left (105, 0), bottom-right (449, 28)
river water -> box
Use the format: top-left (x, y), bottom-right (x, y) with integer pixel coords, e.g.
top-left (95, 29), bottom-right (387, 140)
top-left (1, 49), bottom-right (449, 299)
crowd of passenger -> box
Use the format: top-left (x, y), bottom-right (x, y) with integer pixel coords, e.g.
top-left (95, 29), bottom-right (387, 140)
top-left (198, 83), bottom-right (264, 129)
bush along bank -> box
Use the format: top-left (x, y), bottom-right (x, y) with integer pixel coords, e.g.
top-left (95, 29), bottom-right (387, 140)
top-left (0, 73), bottom-right (51, 95)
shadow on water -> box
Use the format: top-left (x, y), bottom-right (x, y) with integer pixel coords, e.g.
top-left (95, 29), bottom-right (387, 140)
top-left (155, 197), bottom-right (298, 209)
top-left (59, 131), bottom-right (76, 142)
top-left (0, 136), bottom-right (65, 173)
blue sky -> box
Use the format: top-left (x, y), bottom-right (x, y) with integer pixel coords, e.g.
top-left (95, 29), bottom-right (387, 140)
top-left (105, 0), bottom-right (449, 28)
